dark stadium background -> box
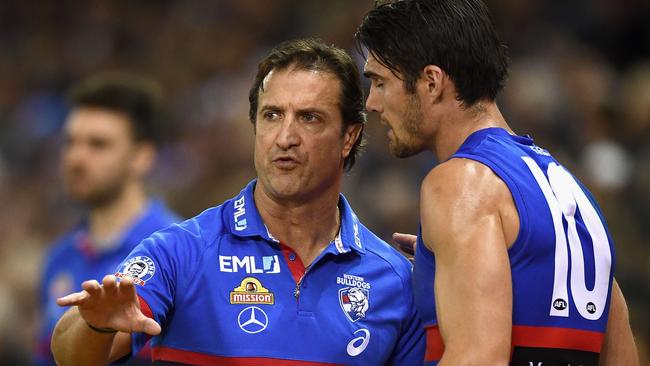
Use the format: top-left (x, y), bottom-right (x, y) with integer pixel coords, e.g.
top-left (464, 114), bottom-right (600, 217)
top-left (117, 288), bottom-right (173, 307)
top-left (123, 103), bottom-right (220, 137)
top-left (0, 0), bottom-right (647, 363)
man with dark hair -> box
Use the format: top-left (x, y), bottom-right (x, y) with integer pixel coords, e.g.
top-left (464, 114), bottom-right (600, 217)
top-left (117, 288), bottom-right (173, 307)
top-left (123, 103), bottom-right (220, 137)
top-left (35, 73), bottom-right (180, 366)
top-left (357, 0), bottom-right (638, 365)
top-left (50, 38), bottom-right (424, 366)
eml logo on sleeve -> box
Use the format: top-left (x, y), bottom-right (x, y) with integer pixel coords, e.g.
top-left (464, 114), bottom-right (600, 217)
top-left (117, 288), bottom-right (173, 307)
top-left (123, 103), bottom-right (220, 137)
top-left (233, 196), bottom-right (247, 231)
top-left (219, 255), bottom-right (281, 274)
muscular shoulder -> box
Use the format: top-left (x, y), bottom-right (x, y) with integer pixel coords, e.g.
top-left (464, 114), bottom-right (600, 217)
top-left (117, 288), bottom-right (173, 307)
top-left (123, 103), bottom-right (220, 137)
top-left (421, 158), bottom-right (508, 211)
top-left (420, 158), bottom-right (511, 250)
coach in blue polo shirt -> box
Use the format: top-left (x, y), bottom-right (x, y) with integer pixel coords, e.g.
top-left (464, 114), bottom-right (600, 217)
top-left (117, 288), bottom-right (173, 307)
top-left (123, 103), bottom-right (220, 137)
top-left (51, 38), bottom-right (425, 366)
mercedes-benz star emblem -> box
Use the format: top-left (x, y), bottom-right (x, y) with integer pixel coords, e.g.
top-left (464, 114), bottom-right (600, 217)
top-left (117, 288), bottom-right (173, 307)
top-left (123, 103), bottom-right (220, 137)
top-left (237, 306), bottom-right (268, 334)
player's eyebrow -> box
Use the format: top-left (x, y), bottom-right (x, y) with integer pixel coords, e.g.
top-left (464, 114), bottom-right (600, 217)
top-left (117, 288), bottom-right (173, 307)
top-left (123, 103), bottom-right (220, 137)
top-left (363, 70), bottom-right (381, 79)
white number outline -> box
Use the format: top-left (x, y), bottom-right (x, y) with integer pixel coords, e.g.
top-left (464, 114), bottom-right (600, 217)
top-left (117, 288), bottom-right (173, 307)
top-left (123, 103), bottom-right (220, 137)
top-left (522, 157), bottom-right (612, 320)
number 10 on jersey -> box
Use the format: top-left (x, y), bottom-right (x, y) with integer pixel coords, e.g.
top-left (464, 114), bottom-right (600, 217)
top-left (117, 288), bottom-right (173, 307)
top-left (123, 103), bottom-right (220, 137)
top-left (522, 157), bottom-right (612, 321)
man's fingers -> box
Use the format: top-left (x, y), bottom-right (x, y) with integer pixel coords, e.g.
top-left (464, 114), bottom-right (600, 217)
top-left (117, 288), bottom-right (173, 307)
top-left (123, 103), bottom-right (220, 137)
top-left (393, 232), bottom-right (417, 255)
top-left (118, 275), bottom-right (134, 288)
top-left (137, 316), bottom-right (161, 336)
top-left (81, 279), bottom-right (102, 295)
top-left (117, 276), bottom-right (136, 296)
top-left (102, 275), bottom-right (118, 295)
top-left (56, 290), bottom-right (89, 306)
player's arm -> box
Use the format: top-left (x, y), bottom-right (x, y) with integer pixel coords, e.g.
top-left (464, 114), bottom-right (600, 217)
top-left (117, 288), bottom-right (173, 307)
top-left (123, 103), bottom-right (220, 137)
top-left (420, 158), bottom-right (512, 366)
top-left (598, 279), bottom-right (639, 365)
top-left (51, 275), bottom-right (160, 366)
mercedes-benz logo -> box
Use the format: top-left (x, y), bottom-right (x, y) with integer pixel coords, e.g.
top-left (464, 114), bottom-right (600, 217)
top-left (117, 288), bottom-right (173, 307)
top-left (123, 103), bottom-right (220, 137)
top-left (237, 306), bottom-right (268, 334)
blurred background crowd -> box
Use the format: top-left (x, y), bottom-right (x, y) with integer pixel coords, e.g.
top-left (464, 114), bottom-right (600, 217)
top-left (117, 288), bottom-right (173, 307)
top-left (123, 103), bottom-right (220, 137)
top-left (0, 0), bottom-right (648, 364)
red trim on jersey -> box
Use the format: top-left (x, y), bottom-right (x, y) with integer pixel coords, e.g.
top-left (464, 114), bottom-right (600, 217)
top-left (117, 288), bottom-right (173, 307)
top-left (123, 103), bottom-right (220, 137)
top-left (135, 341), bottom-right (152, 360)
top-left (424, 325), bottom-right (444, 362)
top-left (279, 242), bottom-right (306, 284)
top-left (424, 324), bottom-right (604, 361)
top-left (152, 346), bottom-right (339, 365)
top-left (511, 325), bottom-right (605, 353)
top-left (137, 295), bottom-right (154, 346)
top-left (138, 295), bottom-right (154, 319)
top-left (76, 234), bottom-right (97, 259)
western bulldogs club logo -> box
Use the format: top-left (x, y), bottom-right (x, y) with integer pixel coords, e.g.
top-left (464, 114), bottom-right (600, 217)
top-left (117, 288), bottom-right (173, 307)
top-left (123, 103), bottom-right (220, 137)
top-left (338, 273), bottom-right (370, 322)
top-left (115, 256), bottom-right (155, 286)
top-left (339, 287), bottom-right (369, 322)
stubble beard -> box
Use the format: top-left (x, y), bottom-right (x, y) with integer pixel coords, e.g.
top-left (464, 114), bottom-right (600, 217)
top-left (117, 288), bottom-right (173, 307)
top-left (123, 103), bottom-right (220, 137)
top-left (66, 169), bottom-right (129, 209)
top-left (390, 95), bottom-right (425, 159)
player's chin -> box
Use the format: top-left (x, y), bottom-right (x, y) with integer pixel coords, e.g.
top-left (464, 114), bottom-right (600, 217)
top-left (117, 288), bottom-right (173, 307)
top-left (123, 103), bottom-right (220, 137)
top-left (389, 140), bottom-right (420, 159)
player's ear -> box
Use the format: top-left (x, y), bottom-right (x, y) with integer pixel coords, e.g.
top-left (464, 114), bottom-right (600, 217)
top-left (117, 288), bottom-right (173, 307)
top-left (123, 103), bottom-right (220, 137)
top-left (420, 65), bottom-right (446, 104)
top-left (131, 142), bottom-right (156, 177)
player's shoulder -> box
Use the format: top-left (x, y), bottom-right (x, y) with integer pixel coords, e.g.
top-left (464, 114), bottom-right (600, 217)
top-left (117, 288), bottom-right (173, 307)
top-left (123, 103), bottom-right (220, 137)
top-left (359, 224), bottom-right (413, 284)
top-left (45, 228), bottom-right (82, 259)
top-left (145, 199), bottom-right (182, 228)
top-left (422, 157), bottom-right (506, 207)
top-left (149, 203), bottom-right (229, 249)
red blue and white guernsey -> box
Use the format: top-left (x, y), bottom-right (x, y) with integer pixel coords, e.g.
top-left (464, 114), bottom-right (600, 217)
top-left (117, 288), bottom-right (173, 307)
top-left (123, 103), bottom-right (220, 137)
top-left (414, 128), bottom-right (615, 366)
top-left (116, 180), bottom-right (425, 365)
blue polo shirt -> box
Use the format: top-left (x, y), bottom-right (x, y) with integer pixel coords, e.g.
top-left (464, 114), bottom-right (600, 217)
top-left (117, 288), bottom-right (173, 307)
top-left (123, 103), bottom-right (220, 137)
top-left (36, 199), bottom-right (180, 366)
top-left (118, 180), bottom-right (424, 365)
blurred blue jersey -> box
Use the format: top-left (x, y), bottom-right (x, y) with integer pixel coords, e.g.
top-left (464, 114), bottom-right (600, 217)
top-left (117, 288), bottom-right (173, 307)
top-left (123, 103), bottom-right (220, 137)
top-left (37, 199), bottom-right (180, 366)
top-left (117, 180), bottom-right (425, 365)
top-left (414, 128), bottom-right (615, 366)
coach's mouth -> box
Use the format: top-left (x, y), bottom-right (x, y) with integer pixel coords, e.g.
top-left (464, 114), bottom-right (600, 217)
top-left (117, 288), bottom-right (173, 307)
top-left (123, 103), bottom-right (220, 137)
top-left (272, 155), bottom-right (300, 170)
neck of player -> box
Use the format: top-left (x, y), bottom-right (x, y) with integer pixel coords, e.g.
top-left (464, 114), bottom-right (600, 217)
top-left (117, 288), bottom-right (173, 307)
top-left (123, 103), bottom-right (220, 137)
top-left (254, 182), bottom-right (341, 268)
top-left (433, 100), bottom-right (512, 161)
top-left (88, 182), bottom-right (148, 251)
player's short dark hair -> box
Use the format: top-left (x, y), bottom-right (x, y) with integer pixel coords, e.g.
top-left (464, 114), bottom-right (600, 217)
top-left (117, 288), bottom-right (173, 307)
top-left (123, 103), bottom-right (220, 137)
top-left (249, 38), bottom-right (366, 171)
top-left (68, 73), bottom-right (163, 144)
top-left (356, 0), bottom-right (509, 106)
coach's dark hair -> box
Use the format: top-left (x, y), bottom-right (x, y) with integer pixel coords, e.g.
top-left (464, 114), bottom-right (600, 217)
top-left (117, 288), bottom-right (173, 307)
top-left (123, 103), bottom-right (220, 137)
top-left (356, 0), bottom-right (509, 106)
top-left (248, 38), bottom-right (366, 171)
top-left (68, 73), bottom-right (163, 144)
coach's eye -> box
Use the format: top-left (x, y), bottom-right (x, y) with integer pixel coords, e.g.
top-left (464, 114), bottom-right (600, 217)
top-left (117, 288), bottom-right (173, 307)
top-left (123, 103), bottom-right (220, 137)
top-left (302, 112), bottom-right (319, 123)
top-left (263, 111), bottom-right (281, 121)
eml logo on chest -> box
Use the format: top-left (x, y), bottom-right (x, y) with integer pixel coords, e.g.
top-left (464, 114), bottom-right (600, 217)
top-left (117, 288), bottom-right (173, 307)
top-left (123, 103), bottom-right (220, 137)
top-left (219, 255), bottom-right (281, 274)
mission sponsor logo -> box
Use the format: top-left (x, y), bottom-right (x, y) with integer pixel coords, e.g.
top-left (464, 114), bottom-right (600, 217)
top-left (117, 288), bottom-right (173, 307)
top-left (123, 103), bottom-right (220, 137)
top-left (338, 274), bottom-right (370, 322)
top-left (219, 255), bottom-right (280, 274)
top-left (230, 277), bottom-right (274, 305)
top-left (115, 256), bottom-right (155, 286)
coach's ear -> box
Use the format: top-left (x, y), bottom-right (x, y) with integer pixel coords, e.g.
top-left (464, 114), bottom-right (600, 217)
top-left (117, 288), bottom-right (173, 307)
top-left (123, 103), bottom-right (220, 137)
top-left (342, 123), bottom-right (363, 159)
top-left (420, 65), bottom-right (448, 105)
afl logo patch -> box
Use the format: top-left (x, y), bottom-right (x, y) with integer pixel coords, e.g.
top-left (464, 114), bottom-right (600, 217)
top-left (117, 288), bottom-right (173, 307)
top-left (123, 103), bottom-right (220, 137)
top-left (115, 256), bottom-right (155, 286)
top-left (552, 298), bottom-right (567, 311)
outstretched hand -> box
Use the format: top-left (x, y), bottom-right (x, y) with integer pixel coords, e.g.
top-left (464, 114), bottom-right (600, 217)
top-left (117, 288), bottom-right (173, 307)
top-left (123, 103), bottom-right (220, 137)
top-left (392, 232), bottom-right (417, 256)
top-left (57, 275), bottom-right (161, 336)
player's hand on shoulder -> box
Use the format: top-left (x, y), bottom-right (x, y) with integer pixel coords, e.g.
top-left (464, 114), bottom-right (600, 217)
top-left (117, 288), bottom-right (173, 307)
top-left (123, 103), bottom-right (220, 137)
top-left (56, 275), bottom-right (161, 336)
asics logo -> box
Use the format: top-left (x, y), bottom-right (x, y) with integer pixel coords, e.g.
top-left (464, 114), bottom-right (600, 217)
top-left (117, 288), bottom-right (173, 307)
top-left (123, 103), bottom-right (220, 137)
top-left (346, 328), bottom-right (370, 356)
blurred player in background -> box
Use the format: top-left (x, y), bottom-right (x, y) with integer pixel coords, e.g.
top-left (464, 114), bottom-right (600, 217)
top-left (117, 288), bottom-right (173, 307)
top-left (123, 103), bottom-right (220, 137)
top-left (36, 74), bottom-right (180, 366)
top-left (50, 38), bottom-right (424, 366)
top-left (357, 0), bottom-right (638, 365)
